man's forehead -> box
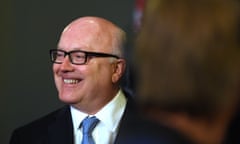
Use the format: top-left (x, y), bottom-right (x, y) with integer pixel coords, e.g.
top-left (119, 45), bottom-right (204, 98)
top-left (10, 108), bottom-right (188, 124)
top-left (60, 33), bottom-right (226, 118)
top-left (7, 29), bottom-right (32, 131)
top-left (59, 17), bottom-right (118, 52)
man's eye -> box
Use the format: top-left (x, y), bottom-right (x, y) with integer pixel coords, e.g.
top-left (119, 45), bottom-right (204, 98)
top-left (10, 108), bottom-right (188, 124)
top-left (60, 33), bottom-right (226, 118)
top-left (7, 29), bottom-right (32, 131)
top-left (72, 53), bottom-right (85, 59)
top-left (56, 53), bottom-right (64, 57)
top-left (76, 55), bottom-right (84, 58)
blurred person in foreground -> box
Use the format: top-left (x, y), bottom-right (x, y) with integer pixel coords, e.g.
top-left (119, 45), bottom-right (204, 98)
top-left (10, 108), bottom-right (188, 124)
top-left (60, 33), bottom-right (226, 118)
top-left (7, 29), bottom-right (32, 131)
top-left (9, 16), bottom-right (153, 144)
top-left (135, 0), bottom-right (240, 143)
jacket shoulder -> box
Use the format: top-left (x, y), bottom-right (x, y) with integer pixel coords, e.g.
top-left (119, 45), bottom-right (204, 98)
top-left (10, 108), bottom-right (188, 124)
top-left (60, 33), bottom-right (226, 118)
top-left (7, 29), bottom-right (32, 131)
top-left (9, 105), bottom-right (70, 144)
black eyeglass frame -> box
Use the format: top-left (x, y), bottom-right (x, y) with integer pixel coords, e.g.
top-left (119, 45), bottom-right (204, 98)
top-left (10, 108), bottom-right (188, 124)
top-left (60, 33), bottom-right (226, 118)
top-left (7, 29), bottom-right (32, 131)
top-left (49, 49), bottom-right (120, 65)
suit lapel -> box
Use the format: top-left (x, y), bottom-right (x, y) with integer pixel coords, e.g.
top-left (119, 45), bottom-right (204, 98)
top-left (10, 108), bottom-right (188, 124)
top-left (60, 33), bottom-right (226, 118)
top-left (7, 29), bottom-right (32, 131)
top-left (114, 97), bottom-right (137, 143)
top-left (47, 106), bottom-right (74, 144)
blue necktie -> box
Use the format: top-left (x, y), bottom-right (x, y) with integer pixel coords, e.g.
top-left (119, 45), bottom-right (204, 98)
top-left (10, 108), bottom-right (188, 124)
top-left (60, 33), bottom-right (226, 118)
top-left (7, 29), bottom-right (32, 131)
top-left (81, 116), bottom-right (99, 144)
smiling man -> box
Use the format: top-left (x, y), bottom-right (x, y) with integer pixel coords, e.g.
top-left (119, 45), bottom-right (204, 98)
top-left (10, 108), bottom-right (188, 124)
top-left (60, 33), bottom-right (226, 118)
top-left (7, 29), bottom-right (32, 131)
top-left (10, 16), bottom-right (192, 144)
top-left (10, 16), bottom-right (128, 144)
top-left (52, 17), bottom-right (126, 115)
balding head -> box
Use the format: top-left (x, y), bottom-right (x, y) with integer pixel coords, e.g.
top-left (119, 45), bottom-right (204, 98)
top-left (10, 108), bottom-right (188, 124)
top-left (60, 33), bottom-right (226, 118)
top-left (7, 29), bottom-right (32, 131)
top-left (58, 16), bottom-right (126, 57)
top-left (53, 16), bottom-right (127, 114)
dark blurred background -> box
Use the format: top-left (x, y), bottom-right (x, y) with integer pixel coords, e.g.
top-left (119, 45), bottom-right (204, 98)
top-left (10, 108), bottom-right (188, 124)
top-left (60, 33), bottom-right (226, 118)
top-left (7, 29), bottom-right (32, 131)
top-left (0, 0), bottom-right (137, 143)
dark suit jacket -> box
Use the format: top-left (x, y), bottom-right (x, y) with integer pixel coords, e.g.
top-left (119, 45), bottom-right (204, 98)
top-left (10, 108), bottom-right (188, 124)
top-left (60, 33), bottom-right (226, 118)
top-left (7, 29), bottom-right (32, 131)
top-left (223, 104), bottom-right (240, 144)
top-left (114, 99), bottom-right (193, 144)
top-left (10, 96), bottom-right (192, 144)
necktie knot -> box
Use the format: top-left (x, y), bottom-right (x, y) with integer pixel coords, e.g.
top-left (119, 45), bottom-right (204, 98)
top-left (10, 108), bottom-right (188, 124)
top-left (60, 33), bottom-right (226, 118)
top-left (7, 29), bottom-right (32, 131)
top-left (81, 116), bottom-right (99, 144)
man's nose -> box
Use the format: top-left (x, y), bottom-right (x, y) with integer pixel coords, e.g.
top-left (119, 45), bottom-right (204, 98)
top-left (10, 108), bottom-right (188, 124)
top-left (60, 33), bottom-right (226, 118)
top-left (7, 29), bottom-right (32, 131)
top-left (59, 56), bottom-right (74, 72)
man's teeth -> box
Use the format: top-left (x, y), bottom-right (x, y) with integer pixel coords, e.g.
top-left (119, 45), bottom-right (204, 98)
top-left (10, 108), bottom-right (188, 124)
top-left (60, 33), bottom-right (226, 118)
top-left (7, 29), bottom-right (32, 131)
top-left (64, 79), bottom-right (79, 84)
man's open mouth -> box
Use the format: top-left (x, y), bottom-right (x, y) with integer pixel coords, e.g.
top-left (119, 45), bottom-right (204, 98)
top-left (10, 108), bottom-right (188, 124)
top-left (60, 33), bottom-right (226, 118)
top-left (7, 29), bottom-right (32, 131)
top-left (63, 79), bottom-right (80, 84)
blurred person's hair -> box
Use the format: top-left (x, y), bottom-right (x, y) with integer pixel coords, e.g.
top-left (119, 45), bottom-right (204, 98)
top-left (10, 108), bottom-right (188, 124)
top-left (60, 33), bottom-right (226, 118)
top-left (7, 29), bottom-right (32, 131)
top-left (135, 0), bottom-right (240, 118)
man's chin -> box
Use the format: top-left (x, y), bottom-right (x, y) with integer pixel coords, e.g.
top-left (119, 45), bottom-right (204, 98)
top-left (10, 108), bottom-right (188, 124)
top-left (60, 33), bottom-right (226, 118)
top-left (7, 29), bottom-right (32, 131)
top-left (59, 95), bottom-right (79, 104)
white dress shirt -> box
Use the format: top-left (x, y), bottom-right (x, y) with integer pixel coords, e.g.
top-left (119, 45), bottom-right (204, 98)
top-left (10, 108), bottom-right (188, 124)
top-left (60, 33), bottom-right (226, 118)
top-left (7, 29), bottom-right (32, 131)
top-left (70, 89), bottom-right (127, 144)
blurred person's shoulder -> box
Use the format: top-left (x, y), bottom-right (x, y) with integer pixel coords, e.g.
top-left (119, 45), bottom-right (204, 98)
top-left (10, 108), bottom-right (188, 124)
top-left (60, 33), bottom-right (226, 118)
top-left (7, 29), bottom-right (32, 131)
top-left (116, 111), bottom-right (194, 144)
top-left (224, 105), bottom-right (240, 144)
top-left (117, 91), bottom-right (194, 144)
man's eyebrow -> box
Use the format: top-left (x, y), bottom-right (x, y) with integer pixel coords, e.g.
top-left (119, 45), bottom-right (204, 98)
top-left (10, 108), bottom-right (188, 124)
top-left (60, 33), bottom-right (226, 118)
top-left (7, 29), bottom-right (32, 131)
top-left (56, 47), bottom-right (85, 51)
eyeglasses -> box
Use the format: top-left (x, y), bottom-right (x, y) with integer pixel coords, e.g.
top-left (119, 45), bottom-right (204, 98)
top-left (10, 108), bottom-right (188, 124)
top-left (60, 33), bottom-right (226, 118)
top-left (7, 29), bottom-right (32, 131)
top-left (49, 49), bottom-right (120, 65)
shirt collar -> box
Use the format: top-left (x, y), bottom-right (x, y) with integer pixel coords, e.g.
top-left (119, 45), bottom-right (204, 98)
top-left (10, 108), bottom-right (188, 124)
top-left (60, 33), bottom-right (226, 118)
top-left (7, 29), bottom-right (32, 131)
top-left (70, 89), bottom-right (127, 133)
top-left (95, 89), bottom-right (127, 132)
top-left (71, 106), bottom-right (88, 133)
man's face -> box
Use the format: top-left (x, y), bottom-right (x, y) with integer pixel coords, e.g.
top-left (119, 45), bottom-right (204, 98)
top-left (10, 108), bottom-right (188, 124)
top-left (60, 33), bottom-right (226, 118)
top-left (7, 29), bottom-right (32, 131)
top-left (53, 20), bottom-right (118, 110)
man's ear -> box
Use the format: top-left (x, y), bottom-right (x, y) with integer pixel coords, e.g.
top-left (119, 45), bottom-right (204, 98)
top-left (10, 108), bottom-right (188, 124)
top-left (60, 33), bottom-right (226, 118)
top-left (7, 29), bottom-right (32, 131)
top-left (112, 59), bottom-right (126, 83)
